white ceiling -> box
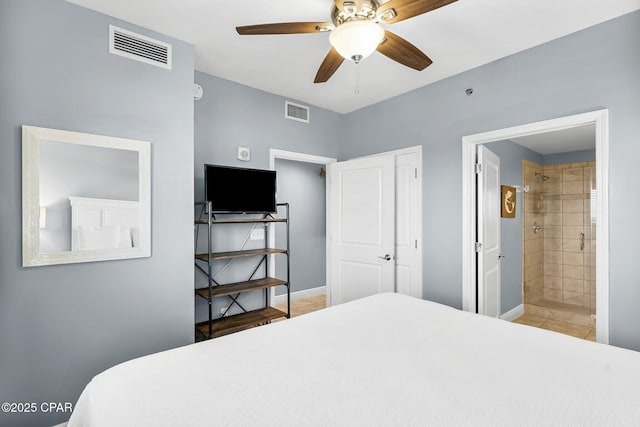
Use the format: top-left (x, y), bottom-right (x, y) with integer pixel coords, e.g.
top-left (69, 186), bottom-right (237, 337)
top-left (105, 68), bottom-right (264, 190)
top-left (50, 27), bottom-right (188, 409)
top-left (66, 0), bottom-right (640, 114)
top-left (510, 124), bottom-right (595, 156)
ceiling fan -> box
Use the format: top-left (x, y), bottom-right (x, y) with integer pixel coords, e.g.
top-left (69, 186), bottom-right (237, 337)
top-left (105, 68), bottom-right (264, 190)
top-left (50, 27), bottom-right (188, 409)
top-left (236, 0), bottom-right (457, 83)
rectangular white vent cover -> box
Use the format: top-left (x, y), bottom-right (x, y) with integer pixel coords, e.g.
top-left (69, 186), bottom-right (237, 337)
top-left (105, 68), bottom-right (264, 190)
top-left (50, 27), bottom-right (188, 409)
top-left (109, 25), bottom-right (172, 70)
top-left (285, 101), bottom-right (310, 123)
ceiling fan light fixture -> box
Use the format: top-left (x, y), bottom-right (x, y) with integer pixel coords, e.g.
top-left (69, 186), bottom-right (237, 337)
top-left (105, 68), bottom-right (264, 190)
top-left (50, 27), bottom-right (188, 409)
top-left (329, 20), bottom-right (384, 63)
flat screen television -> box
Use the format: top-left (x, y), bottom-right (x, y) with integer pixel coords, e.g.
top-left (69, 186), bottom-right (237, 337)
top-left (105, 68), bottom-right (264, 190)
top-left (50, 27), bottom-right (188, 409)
top-left (204, 164), bottom-right (277, 213)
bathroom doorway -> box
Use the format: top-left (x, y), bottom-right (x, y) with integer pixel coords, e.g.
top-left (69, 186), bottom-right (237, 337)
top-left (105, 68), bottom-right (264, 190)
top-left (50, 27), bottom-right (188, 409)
top-left (516, 129), bottom-right (597, 339)
top-left (461, 110), bottom-right (609, 343)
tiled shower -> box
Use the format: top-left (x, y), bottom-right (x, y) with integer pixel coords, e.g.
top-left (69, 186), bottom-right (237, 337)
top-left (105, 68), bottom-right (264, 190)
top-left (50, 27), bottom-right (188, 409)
top-left (522, 159), bottom-right (596, 319)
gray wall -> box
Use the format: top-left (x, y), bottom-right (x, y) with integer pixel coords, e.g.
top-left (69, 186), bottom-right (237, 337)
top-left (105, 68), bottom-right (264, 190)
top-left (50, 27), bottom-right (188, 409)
top-left (341, 11), bottom-right (640, 350)
top-left (484, 141), bottom-right (543, 314)
top-left (543, 149), bottom-right (596, 165)
top-left (0, 1), bottom-right (194, 426)
top-left (193, 71), bottom-right (341, 319)
top-left (274, 159), bottom-right (327, 296)
top-left (39, 141), bottom-right (139, 252)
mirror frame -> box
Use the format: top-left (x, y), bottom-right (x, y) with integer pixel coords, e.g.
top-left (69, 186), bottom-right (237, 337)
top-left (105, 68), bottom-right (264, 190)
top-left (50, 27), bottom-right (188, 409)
top-left (22, 125), bottom-right (151, 267)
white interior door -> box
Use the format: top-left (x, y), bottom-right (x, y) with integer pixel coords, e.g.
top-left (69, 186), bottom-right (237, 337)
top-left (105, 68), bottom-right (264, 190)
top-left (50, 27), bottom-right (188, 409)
top-left (477, 145), bottom-right (501, 317)
top-left (327, 155), bottom-right (395, 305)
top-left (394, 152), bottom-right (421, 299)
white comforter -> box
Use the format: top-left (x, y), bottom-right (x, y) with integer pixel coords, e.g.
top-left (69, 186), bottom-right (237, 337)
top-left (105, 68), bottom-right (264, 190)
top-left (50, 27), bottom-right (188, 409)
top-left (68, 293), bottom-right (640, 426)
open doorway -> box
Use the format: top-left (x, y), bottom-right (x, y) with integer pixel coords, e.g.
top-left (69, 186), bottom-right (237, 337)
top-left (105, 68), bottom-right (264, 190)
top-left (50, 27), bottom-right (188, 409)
top-left (268, 149), bottom-right (336, 309)
top-left (462, 110), bottom-right (609, 344)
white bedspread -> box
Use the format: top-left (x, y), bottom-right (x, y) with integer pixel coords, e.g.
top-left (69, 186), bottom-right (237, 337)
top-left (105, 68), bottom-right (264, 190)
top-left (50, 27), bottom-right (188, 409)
top-left (68, 293), bottom-right (640, 426)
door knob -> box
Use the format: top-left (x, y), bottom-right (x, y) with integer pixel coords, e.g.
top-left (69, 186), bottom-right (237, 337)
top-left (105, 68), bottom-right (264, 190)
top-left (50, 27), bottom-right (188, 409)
top-left (378, 254), bottom-right (392, 261)
top-left (498, 253), bottom-right (506, 259)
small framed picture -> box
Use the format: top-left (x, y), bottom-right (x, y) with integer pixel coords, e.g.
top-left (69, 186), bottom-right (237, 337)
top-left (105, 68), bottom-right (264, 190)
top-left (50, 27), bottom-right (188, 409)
top-left (501, 185), bottom-right (516, 218)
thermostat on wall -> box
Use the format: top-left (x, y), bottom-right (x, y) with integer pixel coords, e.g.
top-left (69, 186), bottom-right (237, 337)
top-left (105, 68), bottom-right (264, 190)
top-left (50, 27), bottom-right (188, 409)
top-left (237, 146), bottom-right (250, 161)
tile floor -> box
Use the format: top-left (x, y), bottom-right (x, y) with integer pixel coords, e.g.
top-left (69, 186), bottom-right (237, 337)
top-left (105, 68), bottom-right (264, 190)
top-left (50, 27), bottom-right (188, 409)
top-left (513, 313), bottom-right (596, 341)
top-left (278, 294), bottom-right (595, 342)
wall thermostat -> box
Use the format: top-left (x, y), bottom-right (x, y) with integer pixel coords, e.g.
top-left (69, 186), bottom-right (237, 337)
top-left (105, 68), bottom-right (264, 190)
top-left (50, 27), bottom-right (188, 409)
top-left (237, 146), bottom-right (250, 161)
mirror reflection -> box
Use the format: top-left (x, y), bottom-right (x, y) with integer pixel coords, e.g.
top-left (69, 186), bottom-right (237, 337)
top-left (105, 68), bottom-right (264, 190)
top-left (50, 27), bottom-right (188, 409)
top-left (22, 126), bottom-right (151, 267)
top-left (39, 140), bottom-right (140, 253)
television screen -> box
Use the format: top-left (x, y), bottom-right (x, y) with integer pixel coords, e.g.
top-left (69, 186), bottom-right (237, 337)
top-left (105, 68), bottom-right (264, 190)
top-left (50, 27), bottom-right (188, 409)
top-left (204, 164), bottom-right (277, 213)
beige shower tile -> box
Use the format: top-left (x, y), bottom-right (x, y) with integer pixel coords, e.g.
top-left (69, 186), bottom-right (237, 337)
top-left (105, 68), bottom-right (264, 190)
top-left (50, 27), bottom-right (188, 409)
top-left (563, 277), bottom-right (583, 293)
top-left (571, 162), bottom-right (589, 168)
top-left (587, 161), bottom-right (596, 167)
top-left (588, 280), bottom-right (596, 295)
top-left (544, 182), bottom-right (562, 195)
top-left (544, 238), bottom-right (562, 251)
top-left (513, 313), bottom-right (547, 327)
top-left (560, 194), bottom-right (584, 200)
top-left (545, 199), bottom-right (562, 212)
top-left (524, 303), bottom-right (550, 318)
top-left (563, 225), bottom-right (584, 239)
top-left (591, 240), bottom-right (596, 254)
top-left (563, 265), bottom-right (584, 280)
top-left (584, 212), bottom-right (592, 225)
top-left (562, 238), bottom-right (581, 253)
top-left (544, 275), bottom-right (562, 290)
top-left (563, 181), bottom-right (584, 195)
top-left (563, 252), bottom-right (583, 266)
top-left (523, 239), bottom-right (541, 254)
top-left (545, 225), bottom-right (562, 239)
top-left (538, 319), bottom-right (590, 339)
top-left (544, 250), bottom-right (562, 264)
top-left (544, 164), bottom-right (560, 170)
top-left (584, 180), bottom-right (595, 193)
top-left (527, 251), bottom-right (543, 266)
top-left (545, 212), bottom-right (562, 226)
top-left (563, 212), bottom-right (583, 226)
top-left (584, 166), bottom-right (595, 178)
top-left (524, 213), bottom-right (543, 227)
top-left (563, 167), bottom-right (584, 181)
top-left (544, 289), bottom-right (563, 302)
top-left (545, 170), bottom-right (562, 182)
top-left (590, 267), bottom-right (596, 281)
top-left (563, 291), bottom-right (584, 306)
top-left (562, 199), bottom-right (584, 212)
top-left (583, 199), bottom-right (592, 212)
top-left (544, 263), bottom-right (562, 277)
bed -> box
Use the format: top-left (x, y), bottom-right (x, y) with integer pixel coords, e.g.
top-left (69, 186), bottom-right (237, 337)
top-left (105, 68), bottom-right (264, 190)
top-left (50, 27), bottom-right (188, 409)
top-left (69, 196), bottom-right (140, 250)
top-left (67, 293), bottom-right (640, 426)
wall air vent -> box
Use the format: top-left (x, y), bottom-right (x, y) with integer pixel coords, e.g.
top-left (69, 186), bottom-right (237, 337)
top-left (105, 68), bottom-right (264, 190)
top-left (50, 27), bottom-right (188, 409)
top-left (109, 25), bottom-right (172, 70)
top-left (285, 101), bottom-right (310, 123)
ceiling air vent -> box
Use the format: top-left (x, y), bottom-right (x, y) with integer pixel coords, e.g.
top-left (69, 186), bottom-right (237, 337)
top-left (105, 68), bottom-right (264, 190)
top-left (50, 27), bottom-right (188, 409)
top-left (285, 101), bottom-right (310, 123)
top-left (109, 25), bottom-right (172, 70)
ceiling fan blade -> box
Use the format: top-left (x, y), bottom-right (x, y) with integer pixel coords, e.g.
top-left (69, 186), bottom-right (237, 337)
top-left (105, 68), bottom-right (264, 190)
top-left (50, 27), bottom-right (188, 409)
top-left (236, 22), bottom-right (333, 35)
top-left (376, 31), bottom-right (432, 71)
top-left (314, 48), bottom-right (345, 83)
top-left (377, 0), bottom-right (457, 24)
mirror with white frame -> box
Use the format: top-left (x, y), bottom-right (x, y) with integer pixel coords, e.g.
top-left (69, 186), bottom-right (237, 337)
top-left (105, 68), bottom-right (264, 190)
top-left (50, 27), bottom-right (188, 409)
top-left (22, 126), bottom-right (151, 267)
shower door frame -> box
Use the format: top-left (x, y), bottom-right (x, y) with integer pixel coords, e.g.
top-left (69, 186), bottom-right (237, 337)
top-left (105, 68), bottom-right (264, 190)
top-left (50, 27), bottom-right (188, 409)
top-left (461, 109), bottom-right (610, 344)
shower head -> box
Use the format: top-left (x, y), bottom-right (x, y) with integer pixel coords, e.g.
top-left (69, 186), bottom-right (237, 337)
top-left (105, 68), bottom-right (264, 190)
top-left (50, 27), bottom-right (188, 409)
top-left (535, 171), bottom-right (550, 182)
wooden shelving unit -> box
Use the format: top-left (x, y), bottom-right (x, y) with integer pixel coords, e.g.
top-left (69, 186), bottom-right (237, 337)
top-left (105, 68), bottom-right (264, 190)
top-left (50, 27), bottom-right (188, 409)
top-left (194, 202), bottom-right (290, 340)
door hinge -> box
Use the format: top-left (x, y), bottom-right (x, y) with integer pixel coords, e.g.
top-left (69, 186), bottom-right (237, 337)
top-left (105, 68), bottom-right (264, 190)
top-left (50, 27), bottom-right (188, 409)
top-left (415, 239), bottom-right (418, 249)
top-left (415, 168), bottom-right (418, 178)
top-left (475, 242), bottom-right (482, 252)
top-left (474, 163), bottom-right (482, 174)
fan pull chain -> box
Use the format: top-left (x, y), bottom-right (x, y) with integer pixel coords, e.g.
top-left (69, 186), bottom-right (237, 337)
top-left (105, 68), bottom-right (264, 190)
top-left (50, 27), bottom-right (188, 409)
top-left (354, 62), bottom-right (360, 95)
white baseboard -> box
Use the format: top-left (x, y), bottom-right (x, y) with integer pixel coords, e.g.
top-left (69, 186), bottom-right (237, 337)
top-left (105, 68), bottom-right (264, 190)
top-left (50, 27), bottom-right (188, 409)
top-left (500, 304), bottom-right (524, 322)
top-left (274, 285), bottom-right (325, 305)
